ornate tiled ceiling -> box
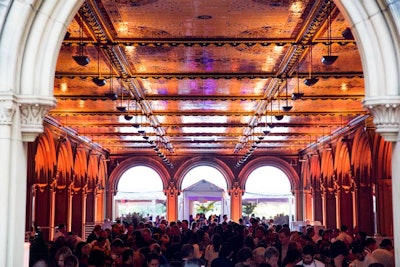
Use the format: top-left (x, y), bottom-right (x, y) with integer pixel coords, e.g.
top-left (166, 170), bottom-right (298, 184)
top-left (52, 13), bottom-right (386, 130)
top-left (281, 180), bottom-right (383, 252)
top-left (51, 0), bottom-right (366, 165)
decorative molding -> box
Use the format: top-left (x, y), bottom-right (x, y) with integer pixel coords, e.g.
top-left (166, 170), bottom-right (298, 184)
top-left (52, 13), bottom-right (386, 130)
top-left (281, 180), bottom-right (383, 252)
top-left (0, 93), bottom-right (17, 126)
top-left (363, 97), bottom-right (400, 142)
top-left (229, 181), bottom-right (243, 198)
top-left (19, 102), bottom-right (54, 142)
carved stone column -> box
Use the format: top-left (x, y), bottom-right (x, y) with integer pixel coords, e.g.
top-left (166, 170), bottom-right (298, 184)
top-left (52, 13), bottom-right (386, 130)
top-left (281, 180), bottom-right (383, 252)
top-left (228, 181), bottom-right (243, 223)
top-left (320, 181), bottom-right (327, 227)
top-left (164, 179), bottom-right (180, 222)
top-left (334, 179), bottom-right (341, 229)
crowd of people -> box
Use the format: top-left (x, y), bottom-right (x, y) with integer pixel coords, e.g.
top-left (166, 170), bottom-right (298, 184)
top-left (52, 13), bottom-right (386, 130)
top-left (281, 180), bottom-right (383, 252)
top-left (29, 214), bottom-right (394, 267)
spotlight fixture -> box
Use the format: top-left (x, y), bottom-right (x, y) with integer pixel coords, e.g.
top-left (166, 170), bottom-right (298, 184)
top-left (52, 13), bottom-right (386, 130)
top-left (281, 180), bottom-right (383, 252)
top-left (291, 92), bottom-right (304, 100)
top-left (282, 78), bottom-right (292, 112)
top-left (105, 93), bottom-right (118, 101)
top-left (304, 77), bottom-right (319, 86)
top-left (342, 27), bottom-right (354, 40)
top-left (304, 45), bottom-right (319, 86)
top-left (73, 55), bottom-right (90, 66)
top-left (124, 114), bottom-right (133, 120)
top-left (92, 46), bottom-right (106, 86)
top-left (116, 106), bottom-right (127, 112)
top-left (72, 12), bottom-right (90, 66)
top-left (321, 55), bottom-right (338, 66)
top-left (321, 1), bottom-right (338, 65)
top-left (282, 106), bottom-right (292, 112)
top-left (92, 77), bottom-right (107, 87)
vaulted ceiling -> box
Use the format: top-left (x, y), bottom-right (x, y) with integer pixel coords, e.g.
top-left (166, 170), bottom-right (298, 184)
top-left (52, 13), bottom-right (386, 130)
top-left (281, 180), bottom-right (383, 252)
top-left (51, 0), bottom-right (367, 167)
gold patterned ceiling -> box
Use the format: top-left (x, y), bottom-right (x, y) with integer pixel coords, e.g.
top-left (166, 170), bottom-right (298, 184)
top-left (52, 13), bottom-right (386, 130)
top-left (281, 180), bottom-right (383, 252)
top-left (51, 0), bottom-right (366, 166)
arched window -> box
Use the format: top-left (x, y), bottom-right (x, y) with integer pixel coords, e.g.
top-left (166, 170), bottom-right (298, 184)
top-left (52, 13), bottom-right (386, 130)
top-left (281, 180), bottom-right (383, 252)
top-left (243, 166), bottom-right (293, 225)
top-left (115, 166), bottom-right (166, 221)
top-left (179, 166), bottom-right (229, 221)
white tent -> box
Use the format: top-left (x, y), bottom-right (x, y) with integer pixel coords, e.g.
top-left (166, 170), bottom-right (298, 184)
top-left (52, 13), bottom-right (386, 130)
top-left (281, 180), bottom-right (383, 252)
top-left (180, 179), bottom-right (229, 220)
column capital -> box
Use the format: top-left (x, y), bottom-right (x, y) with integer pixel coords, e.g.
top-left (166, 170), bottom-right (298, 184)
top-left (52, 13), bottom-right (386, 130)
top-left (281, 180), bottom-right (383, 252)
top-left (18, 99), bottom-right (55, 142)
top-left (363, 97), bottom-right (400, 142)
top-left (0, 93), bottom-right (17, 125)
top-left (228, 182), bottom-right (243, 199)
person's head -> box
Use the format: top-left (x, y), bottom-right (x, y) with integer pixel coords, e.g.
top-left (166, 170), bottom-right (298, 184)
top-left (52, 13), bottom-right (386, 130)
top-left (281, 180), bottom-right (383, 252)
top-left (301, 244), bottom-right (317, 265)
top-left (253, 247), bottom-right (266, 265)
top-left (181, 219), bottom-right (189, 230)
top-left (181, 244), bottom-right (195, 259)
top-left (351, 245), bottom-right (366, 261)
top-left (278, 227), bottom-right (291, 246)
top-left (63, 255), bottom-right (78, 267)
top-left (122, 249), bottom-right (134, 264)
top-left (306, 226), bottom-right (315, 237)
top-left (237, 247), bottom-right (253, 265)
top-left (146, 253), bottom-right (160, 267)
top-left (364, 238), bottom-right (377, 251)
top-left (55, 246), bottom-right (73, 267)
top-left (110, 238), bottom-right (125, 254)
top-left (379, 239), bottom-right (393, 250)
top-left (264, 246), bottom-right (279, 267)
top-left (88, 249), bottom-right (106, 267)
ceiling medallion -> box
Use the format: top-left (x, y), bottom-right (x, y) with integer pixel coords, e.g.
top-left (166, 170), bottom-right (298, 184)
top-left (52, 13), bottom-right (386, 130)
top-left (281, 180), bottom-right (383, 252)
top-left (115, 0), bottom-right (158, 6)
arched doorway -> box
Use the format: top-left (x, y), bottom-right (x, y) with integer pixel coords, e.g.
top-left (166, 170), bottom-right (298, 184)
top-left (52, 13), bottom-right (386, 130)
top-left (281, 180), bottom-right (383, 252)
top-left (114, 166), bottom-right (166, 222)
top-left (243, 166), bottom-right (293, 226)
top-left (179, 166), bottom-right (229, 221)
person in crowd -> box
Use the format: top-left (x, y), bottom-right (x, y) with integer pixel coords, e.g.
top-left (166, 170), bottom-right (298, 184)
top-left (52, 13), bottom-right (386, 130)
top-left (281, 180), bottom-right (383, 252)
top-left (235, 247), bottom-right (253, 267)
top-left (363, 238), bottom-right (377, 255)
top-left (87, 225), bottom-right (102, 244)
top-left (330, 239), bottom-right (350, 267)
top-left (211, 242), bottom-right (235, 267)
top-left (370, 239), bottom-right (394, 267)
top-left (264, 246), bottom-right (279, 267)
top-left (274, 227), bottom-right (291, 266)
top-left (282, 248), bottom-right (302, 267)
top-left (296, 244), bottom-right (325, 267)
top-left (120, 248), bottom-right (133, 267)
top-left (252, 247), bottom-right (266, 266)
top-left (349, 245), bottom-right (378, 267)
top-left (204, 234), bottom-right (222, 267)
top-left (53, 246), bottom-right (73, 267)
top-left (87, 249), bottom-right (107, 267)
top-left (54, 224), bottom-right (68, 241)
top-left (336, 225), bottom-right (353, 247)
top-left (63, 255), bottom-right (79, 267)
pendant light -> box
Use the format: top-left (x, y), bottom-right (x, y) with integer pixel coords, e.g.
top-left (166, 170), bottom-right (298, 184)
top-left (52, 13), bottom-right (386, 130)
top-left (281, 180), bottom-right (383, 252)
top-left (116, 84), bottom-right (127, 112)
top-left (268, 103), bottom-right (275, 128)
top-left (92, 45), bottom-right (107, 86)
top-left (292, 62), bottom-right (304, 100)
top-left (105, 64), bottom-right (118, 100)
top-left (274, 94), bottom-right (284, 120)
top-left (304, 44), bottom-right (319, 86)
top-left (282, 78), bottom-right (293, 112)
top-left (263, 113), bottom-right (270, 135)
top-left (321, 0), bottom-right (338, 65)
top-left (124, 98), bottom-right (133, 120)
top-left (72, 10), bottom-right (90, 66)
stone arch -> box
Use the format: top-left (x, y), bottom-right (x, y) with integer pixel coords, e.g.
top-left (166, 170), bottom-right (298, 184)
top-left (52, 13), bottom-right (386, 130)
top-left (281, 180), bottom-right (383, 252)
top-left (34, 128), bottom-right (57, 185)
top-left (351, 128), bottom-right (372, 185)
top-left (239, 156), bottom-right (300, 192)
top-left (73, 149), bottom-right (88, 188)
top-left (108, 157), bottom-right (171, 193)
top-left (56, 140), bottom-right (74, 187)
top-left (174, 157), bottom-right (234, 191)
top-left (320, 149), bottom-right (334, 186)
top-left (334, 141), bottom-right (351, 186)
